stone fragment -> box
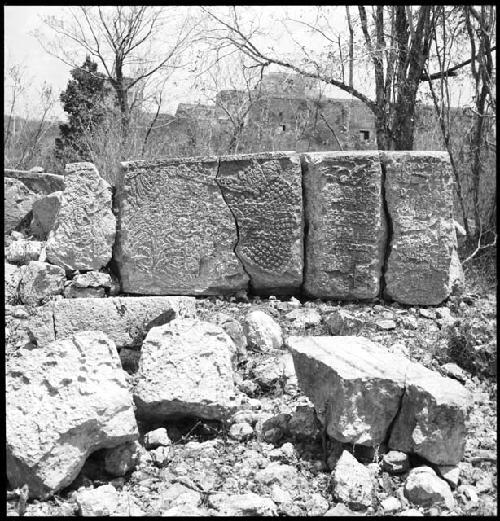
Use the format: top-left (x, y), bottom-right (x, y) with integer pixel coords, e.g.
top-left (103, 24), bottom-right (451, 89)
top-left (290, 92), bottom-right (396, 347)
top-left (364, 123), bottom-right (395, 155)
top-left (150, 446), bottom-right (172, 467)
top-left (143, 428), bottom-right (171, 449)
top-left (381, 451), bottom-right (410, 474)
top-left (116, 156), bottom-right (248, 295)
top-left (325, 309), bottom-right (364, 335)
top-left (134, 318), bottom-right (238, 421)
top-left (211, 312), bottom-right (247, 361)
top-left (73, 271), bottom-right (113, 288)
top-left (18, 261), bottom-right (65, 306)
top-left (375, 318), bottom-right (397, 330)
top-left (254, 462), bottom-right (298, 487)
top-left (285, 307), bottom-right (322, 328)
top-left (244, 310), bottom-right (283, 351)
top-left (438, 465), bottom-right (460, 489)
top-left (104, 441), bottom-right (140, 477)
top-left (442, 362), bottom-right (467, 383)
top-left (271, 484), bottom-right (293, 504)
top-left (287, 336), bottom-right (406, 445)
top-left (381, 497), bottom-right (401, 513)
top-left (4, 177), bottom-right (38, 233)
top-left (5, 262), bottom-right (22, 304)
top-left (229, 422), bottom-right (253, 441)
top-left (6, 331), bottom-right (138, 498)
top-left (324, 503), bottom-right (362, 516)
top-left (288, 405), bottom-right (320, 440)
top-left (46, 162), bottom-right (115, 270)
top-left (76, 484), bottom-right (119, 516)
top-left (218, 152), bottom-right (303, 294)
top-left (252, 356), bottom-right (286, 390)
top-left (332, 450), bottom-right (374, 510)
top-left (4, 168), bottom-right (64, 194)
top-left (382, 151), bottom-right (462, 305)
top-left (404, 466), bottom-right (454, 509)
top-left (5, 239), bottom-right (44, 264)
top-left (304, 493), bottom-right (329, 516)
top-left (389, 361), bottom-right (471, 465)
top-left (210, 492), bottom-right (277, 516)
top-left (53, 296), bottom-right (195, 349)
top-left (64, 286), bottom-right (105, 299)
top-left (160, 482), bottom-right (201, 509)
top-left (302, 151), bottom-right (386, 300)
top-left (30, 191), bottom-right (63, 238)
top-left (399, 508), bottom-right (424, 516)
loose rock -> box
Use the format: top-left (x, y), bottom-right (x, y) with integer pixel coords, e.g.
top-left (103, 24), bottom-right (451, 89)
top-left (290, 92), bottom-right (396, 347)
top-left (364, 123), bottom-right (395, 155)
top-left (143, 428), bottom-right (171, 449)
top-left (31, 191), bottom-right (63, 239)
top-left (381, 451), bottom-right (410, 474)
top-left (5, 240), bottom-right (44, 264)
top-left (18, 261), bottom-right (65, 306)
top-left (244, 310), bottom-right (283, 351)
top-left (76, 484), bottom-right (119, 516)
top-left (404, 466), bottom-right (454, 509)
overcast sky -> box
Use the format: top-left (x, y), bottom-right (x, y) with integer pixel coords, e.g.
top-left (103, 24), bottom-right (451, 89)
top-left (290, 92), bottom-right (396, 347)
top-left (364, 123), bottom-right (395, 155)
top-left (4, 5), bottom-right (472, 122)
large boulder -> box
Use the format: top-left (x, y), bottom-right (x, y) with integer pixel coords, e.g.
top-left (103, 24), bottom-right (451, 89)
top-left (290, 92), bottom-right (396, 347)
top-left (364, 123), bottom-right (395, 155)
top-left (52, 296), bottom-right (195, 349)
top-left (389, 361), bottom-right (471, 465)
top-left (115, 156), bottom-right (248, 295)
top-left (46, 162), bottom-right (115, 270)
top-left (217, 152), bottom-right (304, 294)
top-left (302, 152), bottom-right (386, 300)
top-left (4, 177), bottom-right (38, 234)
top-left (6, 331), bottom-right (138, 498)
top-left (133, 318), bottom-right (238, 421)
top-left (30, 191), bottom-right (63, 239)
top-left (286, 336), bottom-right (406, 445)
top-left (18, 261), bottom-right (65, 306)
top-left (381, 151), bottom-right (462, 305)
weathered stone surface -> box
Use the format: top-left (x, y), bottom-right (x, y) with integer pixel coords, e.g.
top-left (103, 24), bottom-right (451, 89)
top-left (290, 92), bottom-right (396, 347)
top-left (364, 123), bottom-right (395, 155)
top-left (5, 262), bottom-right (22, 304)
top-left (6, 331), bottom-right (138, 498)
top-left (287, 336), bottom-right (406, 445)
top-left (302, 152), bottom-right (386, 299)
top-left (53, 296), bottom-right (195, 349)
top-left (5, 303), bottom-right (56, 352)
top-left (134, 318), bottom-right (238, 421)
top-left (116, 156), bottom-right (248, 295)
top-left (6, 239), bottom-right (44, 264)
top-left (30, 191), bottom-right (63, 238)
top-left (404, 466), bottom-right (454, 509)
top-left (217, 152), bottom-right (303, 294)
top-left (382, 151), bottom-right (462, 305)
top-left (211, 312), bottom-right (247, 361)
top-left (332, 450), bottom-right (374, 510)
top-left (285, 307), bottom-right (322, 328)
top-left (18, 261), bottom-right (65, 306)
top-left (389, 361), bottom-right (471, 465)
top-left (63, 285), bottom-right (105, 299)
top-left (76, 484), bottom-right (120, 516)
top-left (72, 271), bottom-right (113, 288)
top-left (244, 310), bottom-right (283, 351)
top-left (210, 492), bottom-right (278, 516)
top-left (5, 168), bottom-right (64, 194)
top-left (4, 177), bottom-right (38, 233)
top-left (46, 163), bottom-right (115, 270)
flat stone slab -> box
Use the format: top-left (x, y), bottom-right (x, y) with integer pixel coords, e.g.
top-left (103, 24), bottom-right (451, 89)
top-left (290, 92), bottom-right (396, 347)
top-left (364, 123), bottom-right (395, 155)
top-left (46, 163), bottom-right (115, 270)
top-left (133, 318), bottom-right (238, 421)
top-left (53, 296), bottom-right (196, 349)
top-left (381, 151), bottom-right (462, 305)
top-left (116, 157), bottom-right (248, 295)
top-left (217, 152), bottom-right (304, 294)
top-left (287, 336), bottom-right (406, 445)
top-left (6, 331), bottom-right (138, 498)
top-left (5, 168), bottom-right (64, 194)
top-left (302, 152), bottom-right (386, 300)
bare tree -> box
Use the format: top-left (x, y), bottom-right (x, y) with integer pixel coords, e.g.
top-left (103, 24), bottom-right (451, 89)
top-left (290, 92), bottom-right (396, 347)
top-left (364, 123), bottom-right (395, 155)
top-left (36, 6), bottom-right (195, 150)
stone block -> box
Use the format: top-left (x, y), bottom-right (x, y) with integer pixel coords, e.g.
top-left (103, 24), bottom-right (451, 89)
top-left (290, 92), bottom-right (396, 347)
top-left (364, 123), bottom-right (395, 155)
top-left (217, 152), bottom-right (303, 294)
top-left (53, 296), bottom-right (196, 349)
top-left (4, 177), bottom-right (38, 234)
top-left (46, 162), bottom-right (115, 270)
top-left (31, 191), bottom-right (63, 238)
top-left (115, 156), bottom-right (248, 295)
top-left (381, 151), bottom-right (461, 305)
top-left (302, 151), bottom-right (386, 300)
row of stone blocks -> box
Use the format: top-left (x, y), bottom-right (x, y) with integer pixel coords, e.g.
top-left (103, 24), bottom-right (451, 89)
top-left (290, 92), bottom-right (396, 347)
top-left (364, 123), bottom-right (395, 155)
top-left (114, 151), bottom-right (461, 305)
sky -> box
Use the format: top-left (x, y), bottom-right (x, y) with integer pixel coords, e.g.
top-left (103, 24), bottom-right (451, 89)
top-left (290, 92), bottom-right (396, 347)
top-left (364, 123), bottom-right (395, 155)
top-left (4, 5), bottom-right (473, 122)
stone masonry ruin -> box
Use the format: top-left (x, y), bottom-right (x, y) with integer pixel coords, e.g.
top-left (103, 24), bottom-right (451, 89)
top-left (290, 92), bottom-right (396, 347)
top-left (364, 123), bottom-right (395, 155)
top-left (114, 150), bottom-right (462, 306)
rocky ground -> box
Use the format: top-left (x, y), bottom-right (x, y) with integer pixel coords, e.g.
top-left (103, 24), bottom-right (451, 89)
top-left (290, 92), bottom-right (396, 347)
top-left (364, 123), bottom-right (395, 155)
top-left (6, 256), bottom-right (497, 517)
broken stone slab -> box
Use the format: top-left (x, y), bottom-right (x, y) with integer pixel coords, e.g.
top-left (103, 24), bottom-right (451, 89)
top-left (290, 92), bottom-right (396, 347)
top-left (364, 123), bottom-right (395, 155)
top-left (133, 318), bottom-right (238, 421)
top-left (4, 168), bottom-right (64, 194)
top-left (115, 156), bottom-right (248, 295)
top-left (217, 152), bottom-right (304, 294)
top-left (286, 336), bottom-right (406, 445)
top-left (4, 177), bottom-right (39, 234)
top-left (6, 331), bottom-right (138, 498)
top-left (30, 191), bottom-right (63, 239)
top-left (389, 361), bottom-right (471, 466)
top-left (381, 151), bottom-right (463, 305)
top-left (18, 261), bottom-right (66, 306)
top-left (52, 296), bottom-right (196, 350)
top-left (5, 239), bottom-right (45, 264)
top-left (302, 151), bottom-right (386, 300)
top-left (46, 162), bottom-right (115, 270)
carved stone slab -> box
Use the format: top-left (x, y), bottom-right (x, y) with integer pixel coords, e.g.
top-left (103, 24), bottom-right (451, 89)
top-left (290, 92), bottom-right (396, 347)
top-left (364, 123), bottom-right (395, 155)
top-left (381, 151), bottom-right (461, 305)
top-left (115, 157), bottom-right (248, 295)
top-left (217, 152), bottom-right (304, 294)
top-left (302, 152), bottom-right (386, 299)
